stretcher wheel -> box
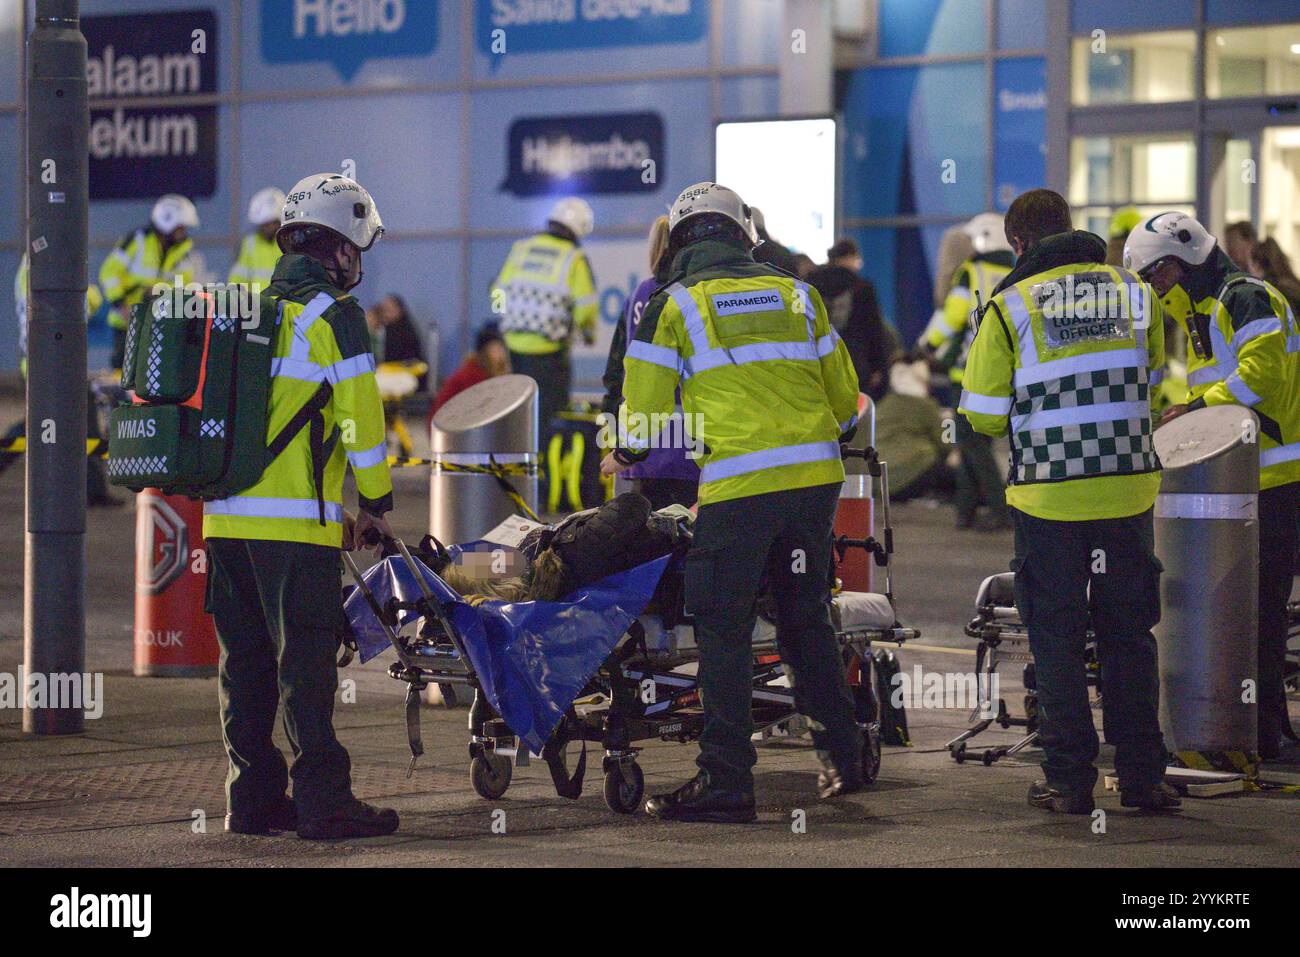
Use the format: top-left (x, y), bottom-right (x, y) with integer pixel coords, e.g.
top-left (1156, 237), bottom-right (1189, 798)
top-left (602, 761), bottom-right (644, 814)
top-left (470, 753), bottom-right (512, 800)
top-left (862, 725), bottom-right (882, 784)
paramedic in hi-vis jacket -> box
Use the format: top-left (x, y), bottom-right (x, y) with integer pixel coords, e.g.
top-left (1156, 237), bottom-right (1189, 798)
top-left (1125, 212), bottom-right (1300, 761)
top-left (959, 189), bottom-right (1179, 815)
top-left (203, 174), bottom-right (399, 840)
top-left (491, 197), bottom-right (598, 435)
top-left (601, 182), bottom-right (865, 823)
top-left (98, 194), bottom-right (201, 370)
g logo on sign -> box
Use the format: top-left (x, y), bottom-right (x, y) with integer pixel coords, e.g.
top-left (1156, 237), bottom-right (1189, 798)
top-left (137, 494), bottom-right (189, 595)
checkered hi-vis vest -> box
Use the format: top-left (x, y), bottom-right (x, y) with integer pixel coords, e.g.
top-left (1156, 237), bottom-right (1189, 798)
top-left (994, 266), bottom-right (1160, 485)
top-left (496, 235), bottom-right (581, 342)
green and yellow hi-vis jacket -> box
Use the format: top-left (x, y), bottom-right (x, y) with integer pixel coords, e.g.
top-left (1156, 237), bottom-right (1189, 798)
top-left (959, 231), bottom-right (1165, 522)
top-left (14, 252), bottom-right (101, 377)
top-left (227, 231), bottom-right (281, 290)
top-left (923, 251), bottom-right (1014, 382)
top-left (98, 227), bottom-right (197, 331)
top-left (203, 254), bottom-right (393, 547)
top-left (619, 238), bottom-right (861, 506)
top-left (492, 230), bottom-right (598, 355)
top-left (1181, 248), bottom-right (1300, 491)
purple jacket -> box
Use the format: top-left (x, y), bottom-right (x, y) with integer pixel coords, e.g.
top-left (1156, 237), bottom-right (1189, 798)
top-left (615, 277), bottom-right (701, 482)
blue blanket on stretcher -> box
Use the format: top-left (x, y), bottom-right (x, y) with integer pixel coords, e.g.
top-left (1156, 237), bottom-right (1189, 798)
top-left (344, 550), bottom-right (671, 754)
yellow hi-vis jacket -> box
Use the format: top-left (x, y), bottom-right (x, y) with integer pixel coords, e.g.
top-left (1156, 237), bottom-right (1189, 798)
top-left (14, 253), bottom-right (101, 377)
top-left (99, 227), bottom-right (197, 331)
top-left (1181, 250), bottom-right (1300, 491)
top-left (959, 233), bottom-right (1165, 522)
top-left (619, 238), bottom-right (861, 506)
top-left (922, 252), bottom-right (1013, 383)
top-left (228, 231), bottom-right (281, 291)
top-left (492, 231), bottom-right (598, 355)
top-left (203, 254), bottom-right (393, 547)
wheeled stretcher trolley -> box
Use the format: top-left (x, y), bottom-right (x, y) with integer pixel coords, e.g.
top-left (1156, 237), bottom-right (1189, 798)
top-left (344, 447), bottom-right (918, 813)
top-left (947, 572), bottom-right (1100, 765)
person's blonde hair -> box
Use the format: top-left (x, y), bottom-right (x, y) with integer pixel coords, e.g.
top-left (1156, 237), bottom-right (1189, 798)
top-left (647, 215), bottom-right (670, 273)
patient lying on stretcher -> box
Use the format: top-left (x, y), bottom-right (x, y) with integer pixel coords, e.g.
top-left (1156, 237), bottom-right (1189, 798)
top-left (422, 493), bottom-right (692, 606)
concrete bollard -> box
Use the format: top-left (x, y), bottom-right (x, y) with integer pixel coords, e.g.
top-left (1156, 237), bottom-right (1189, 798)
top-left (430, 374), bottom-right (538, 546)
top-left (1152, 405), bottom-right (1260, 772)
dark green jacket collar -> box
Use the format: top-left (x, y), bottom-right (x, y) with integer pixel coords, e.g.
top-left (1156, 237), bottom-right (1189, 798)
top-left (671, 237), bottom-right (757, 279)
top-left (1185, 247), bottom-right (1236, 303)
top-left (270, 253), bottom-right (340, 297)
top-left (974, 249), bottom-right (1015, 269)
top-left (994, 230), bottom-right (1107, 296)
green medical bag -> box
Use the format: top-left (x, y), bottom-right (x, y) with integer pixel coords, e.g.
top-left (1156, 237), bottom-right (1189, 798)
top-left (108, 288), bottom-right (281, 499)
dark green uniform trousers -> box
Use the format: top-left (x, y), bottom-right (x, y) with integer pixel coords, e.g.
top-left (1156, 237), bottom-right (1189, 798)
top-left (685, 482), bottom-right (862, 793)
top-left (510, 348), bottom-right (570, 436)
top-left (954, 413), bottom-right (1010, 523)
top-left (206, 538), bottom-right (352, 820)
top-left (1011, 507), bottom-right (1166, 796)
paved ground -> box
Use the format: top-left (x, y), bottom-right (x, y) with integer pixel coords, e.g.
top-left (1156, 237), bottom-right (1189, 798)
top-left (0, 394), bottom-right (1297, 867)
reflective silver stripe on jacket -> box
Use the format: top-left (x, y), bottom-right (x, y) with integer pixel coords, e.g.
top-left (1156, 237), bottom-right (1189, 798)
top-left (205, 496), bottom-right (344, 523)
top-left (700, 440), bottom-right (841, 484)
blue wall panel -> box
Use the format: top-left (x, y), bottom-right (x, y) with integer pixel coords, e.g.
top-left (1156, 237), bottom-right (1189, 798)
top-left (1070, 0), bottom-right (1196, 34)
top-left (878, 0), bottom-right (987, 58)
top-left (239, 93), bottom-right (463, 235)
top-left (841, 63), bottom-right (988, 221)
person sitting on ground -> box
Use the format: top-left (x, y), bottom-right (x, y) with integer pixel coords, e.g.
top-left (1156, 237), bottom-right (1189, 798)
top-left (873, 358), bottom-right (952, 502)
top-left (429, 326), bottom-right (511, 425)
top-left (368, 293), bottom-right (428, 391)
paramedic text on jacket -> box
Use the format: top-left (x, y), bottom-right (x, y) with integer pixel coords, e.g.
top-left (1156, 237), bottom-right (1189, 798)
top-left (603, 181), bottom-right (865, 824)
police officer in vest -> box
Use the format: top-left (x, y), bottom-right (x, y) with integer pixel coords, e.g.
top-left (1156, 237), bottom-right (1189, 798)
top-left (959, 189), bottom-right (1179, 813)
top-left (921, 212), bottom-right (1016, 530)
top-left (1125, 212), bottom-right (1300, 761)
top-left (98, 194), bottom-right (202, 370)
top-left (601, 182), bottom-right (865, 822)
top-left (203, 173), bottom-right (399, 839)
top-left (491, 198), bottom-right (598, 435)
top-left (228, 186), bottom-right (285, 292)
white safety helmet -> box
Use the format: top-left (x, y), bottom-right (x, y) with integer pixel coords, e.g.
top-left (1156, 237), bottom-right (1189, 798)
top-left (1123, 211), bottom-right (1216, 276)
top-left (151, 194), bottom-right (199, 234)
top-left (247, 186), bottom-right (286, 226)
top-left (548, 197), bottom-right (594, 240)
top-left (963, 212), bottom-right (1011, 254)
top-left (668, 182), bottom-right (758, 245)
top-left (279, 173), bottom-right (384, 251)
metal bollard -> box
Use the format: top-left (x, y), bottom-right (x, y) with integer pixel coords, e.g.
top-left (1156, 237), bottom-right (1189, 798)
top-left (1152, 405), bottom-right (1260, 772)
top-left (430, 374), bottom-right (539, 546)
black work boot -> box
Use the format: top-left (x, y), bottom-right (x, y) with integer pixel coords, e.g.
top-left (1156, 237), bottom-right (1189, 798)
top-left (1027, 780), bottom-right (1095, 815)
top-left (644, 771), bottom-right (756, 823)
top-left (225, 794), bottom-right (297, 835)
top-left (297, 798), bottom-right (400, 840)
top-left (817, 751), bottom-right (865, 798)
top-left (1120, 782), bottom-right (1182, 811)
